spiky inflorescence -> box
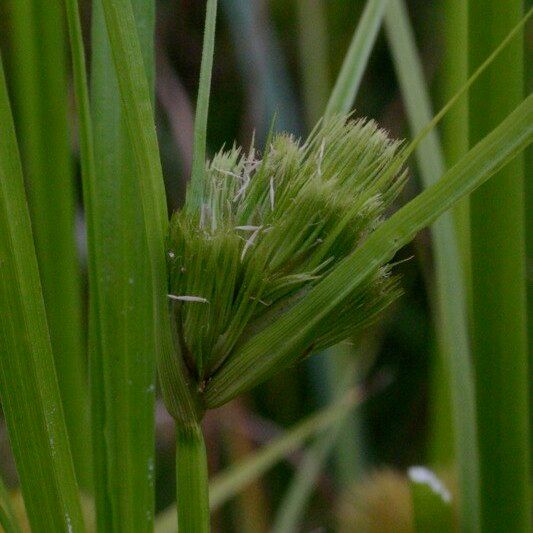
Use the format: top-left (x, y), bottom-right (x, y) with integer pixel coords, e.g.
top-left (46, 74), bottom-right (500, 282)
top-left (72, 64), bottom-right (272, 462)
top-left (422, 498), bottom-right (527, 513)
top-left (168, 116), bottom-right (406, 385)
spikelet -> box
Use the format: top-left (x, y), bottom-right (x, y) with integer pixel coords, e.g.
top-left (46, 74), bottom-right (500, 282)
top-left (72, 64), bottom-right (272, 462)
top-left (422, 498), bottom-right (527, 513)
top-left (168, 116), bottom-right (406, 386)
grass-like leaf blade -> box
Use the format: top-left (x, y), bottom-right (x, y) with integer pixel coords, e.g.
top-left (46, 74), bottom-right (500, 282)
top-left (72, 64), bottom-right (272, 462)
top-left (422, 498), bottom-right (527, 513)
top-left (0, 55), bottom-right (85, 533)
top-left (5, 0), bottom-right (90, 486)
top-left (98, 0), bottom-right (197, 427)
top-left (296, 0), bottom-right (331, 126)
top-left (468, 1), bottom-right (530, 529)
top-left (89, 0), bottom-right (160, 528)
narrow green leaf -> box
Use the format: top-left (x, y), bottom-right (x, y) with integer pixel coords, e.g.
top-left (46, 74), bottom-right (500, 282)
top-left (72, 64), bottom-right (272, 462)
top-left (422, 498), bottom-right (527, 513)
top-left (469, 1), bottom-right (531, 529)
top-left (405, 7), bottom-right (531, 158)
top-left (384, 1), bottom-right (480, 530)
top-left (98, 0), bottom-right (197, 427)
top-left (6, 0), bottom-right (90, 487)
top-left (89, 0), bottom-right (160, 529)
top-left (98, 0), bottom-right (166, 236)
top-left (273, 429), bottom-right (342, 533)
top-left (528, 36), bottom-right (533, 474)
top-left (324, 0), bottom-right (389, 118)
top-left (408, 466), bottom-right (454, 533)
top-left (320, 346), bottom-right (365, 486)
top-left (154, 389), bottom-right (360, 533)
top-left (63, 0), bottom-right (107, 525)
top-left (187, 0), bottom-right (219, 214)
top-left (428, 0), bottom-right (470, 468)
top-left (440, 0), bottom-right (470, 277)
top-left (205, 94), bottom-right (533, 407)
top-left (0, 55), bottom-right (85, 532)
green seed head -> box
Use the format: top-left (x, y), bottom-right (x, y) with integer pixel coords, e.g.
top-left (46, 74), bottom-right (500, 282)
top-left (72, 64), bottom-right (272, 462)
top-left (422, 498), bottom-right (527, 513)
top-left (168, 116), bottom-right (406, 396)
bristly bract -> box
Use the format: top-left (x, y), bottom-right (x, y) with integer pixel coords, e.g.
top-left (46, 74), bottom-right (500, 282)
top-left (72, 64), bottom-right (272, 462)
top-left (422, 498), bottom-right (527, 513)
top-left (168, 115), bottom-right (406, 395)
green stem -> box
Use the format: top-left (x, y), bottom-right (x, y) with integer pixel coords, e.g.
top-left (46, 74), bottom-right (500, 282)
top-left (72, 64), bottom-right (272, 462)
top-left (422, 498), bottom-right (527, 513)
top-left (528, 32), bottom-right (533, 472)
top-left (468, 1), bottom-right (531, 530)
top-left (175, 423), bottom-right (210, 533)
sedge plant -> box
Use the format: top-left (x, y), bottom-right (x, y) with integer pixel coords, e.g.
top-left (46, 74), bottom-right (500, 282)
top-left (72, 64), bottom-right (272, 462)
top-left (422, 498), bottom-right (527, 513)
top-left (166, 8), bottom-right (405, 532)
top-left (0, 0), bottom-right (531, 532)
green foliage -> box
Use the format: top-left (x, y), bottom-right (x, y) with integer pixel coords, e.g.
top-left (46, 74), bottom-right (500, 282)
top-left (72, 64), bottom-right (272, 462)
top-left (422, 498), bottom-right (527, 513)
top-left (0, 2), bottom-right (531, 531)
top-left (325, 0), bottom-right (389, 118)
top-left (0, 56), bottom-right (85, 533)
top-left (90, 0), bottom-right (158, 528)
top-left (469, 1), bottom-right (531, 530)
top-left (6, 0), bottom-right (89, 486)
top-left (205, 92), bottom-right (532, 409)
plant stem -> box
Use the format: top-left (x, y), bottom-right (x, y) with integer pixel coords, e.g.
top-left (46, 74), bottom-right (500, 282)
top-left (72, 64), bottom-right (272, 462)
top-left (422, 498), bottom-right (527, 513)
top-left (155, 390), bottom-right (361, 533)
top-left (429, 0), bottom-right (469, 468)
top-left (468, 1), bottom-right (531, 531)
top-left (175, 423), bottom-right (210, 533)
top-left (528, 33), bottom-right (533, 471)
